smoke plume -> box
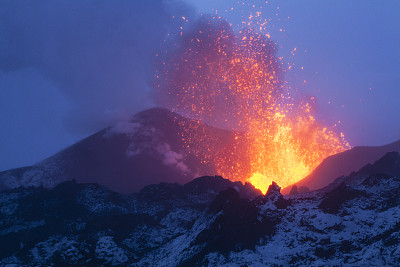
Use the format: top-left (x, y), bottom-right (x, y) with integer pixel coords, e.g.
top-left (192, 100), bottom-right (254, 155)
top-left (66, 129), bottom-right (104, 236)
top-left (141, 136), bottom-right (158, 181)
top-left (152, 15), bottom-right (283, 129)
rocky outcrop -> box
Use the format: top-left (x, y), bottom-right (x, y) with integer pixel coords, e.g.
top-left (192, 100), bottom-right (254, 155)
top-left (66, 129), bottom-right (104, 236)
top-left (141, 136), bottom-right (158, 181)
top-left (1, 151), bottom-right (400, 266)
top-left (255, 181), bottom-right (291, 210)
top-left (318, 183), bottom-right (365, 214)
top-left (195, 188), bottom-right (275, 253)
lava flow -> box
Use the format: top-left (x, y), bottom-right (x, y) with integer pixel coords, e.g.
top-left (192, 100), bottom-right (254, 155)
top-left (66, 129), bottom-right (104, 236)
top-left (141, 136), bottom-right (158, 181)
top-left (153, 14), bottom-right (350, 193)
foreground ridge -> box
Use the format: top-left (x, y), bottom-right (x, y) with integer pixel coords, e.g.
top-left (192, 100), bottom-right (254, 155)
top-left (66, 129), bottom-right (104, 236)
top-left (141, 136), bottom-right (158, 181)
top-left (0, 153), bottom-right (400, 265)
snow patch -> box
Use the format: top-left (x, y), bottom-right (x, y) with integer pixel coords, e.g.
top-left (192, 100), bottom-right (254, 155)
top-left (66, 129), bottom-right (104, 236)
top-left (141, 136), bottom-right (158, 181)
top-left (95, 236), bottom-right (129, 265)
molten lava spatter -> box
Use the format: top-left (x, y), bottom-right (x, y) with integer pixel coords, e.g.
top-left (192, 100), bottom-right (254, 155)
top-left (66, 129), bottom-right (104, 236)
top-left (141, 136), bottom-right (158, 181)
top-left (244, 109), bottom-right (349, 193)
top-left (154, 13), bottom-right (350, 194)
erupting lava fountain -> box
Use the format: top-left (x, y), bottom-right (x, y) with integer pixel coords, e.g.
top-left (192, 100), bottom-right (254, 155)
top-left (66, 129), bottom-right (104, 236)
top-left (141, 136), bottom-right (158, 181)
top-left (153, 6), bottom-right (350, 193)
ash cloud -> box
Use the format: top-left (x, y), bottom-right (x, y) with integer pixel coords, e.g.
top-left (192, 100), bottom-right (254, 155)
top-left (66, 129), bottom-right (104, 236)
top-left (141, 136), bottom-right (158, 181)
top-left (151, 15), bottom-right (283, 129)
top-left (0, 0), bottom-right (193, 133)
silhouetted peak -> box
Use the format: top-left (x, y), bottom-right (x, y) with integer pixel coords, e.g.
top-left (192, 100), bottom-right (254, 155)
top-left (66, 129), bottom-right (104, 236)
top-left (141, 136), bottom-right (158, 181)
top-left (266, 181), bottom-right (281, 196)
top-left (184, 176), bottom-right (262, 200)
top-left (254, 182), bottom-right (291, 209)
top-left (184, 176), bottom-right (227, 192)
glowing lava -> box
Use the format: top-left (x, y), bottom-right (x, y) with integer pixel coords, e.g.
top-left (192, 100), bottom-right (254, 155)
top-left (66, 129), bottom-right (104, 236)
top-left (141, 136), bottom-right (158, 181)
top-left (244, 110), bottom-right (348, 193)
top-left (153, 13), bottom-right (350, 193)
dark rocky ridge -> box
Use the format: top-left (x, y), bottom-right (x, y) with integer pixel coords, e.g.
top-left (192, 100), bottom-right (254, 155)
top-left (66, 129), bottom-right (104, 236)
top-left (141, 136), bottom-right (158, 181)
top-left (0, 175), bottom-right (266, 265)
top-left (317, 151), bottom-right (400, 193)
top-left (1, 152), bottom-right (400, 265)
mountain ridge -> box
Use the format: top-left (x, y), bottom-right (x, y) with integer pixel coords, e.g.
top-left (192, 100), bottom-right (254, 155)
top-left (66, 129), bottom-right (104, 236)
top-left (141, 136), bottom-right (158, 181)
top-left (2, 107), bottom-right (400, 197)
top-left (281, 140), bottom-right (400, 194)
top-left (1, 152), bottom-right (400, 265)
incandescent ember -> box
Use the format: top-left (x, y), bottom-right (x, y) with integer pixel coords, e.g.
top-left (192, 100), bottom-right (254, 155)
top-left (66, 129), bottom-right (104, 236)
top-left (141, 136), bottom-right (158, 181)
top-left (153, 15), bottom-right (350, 194)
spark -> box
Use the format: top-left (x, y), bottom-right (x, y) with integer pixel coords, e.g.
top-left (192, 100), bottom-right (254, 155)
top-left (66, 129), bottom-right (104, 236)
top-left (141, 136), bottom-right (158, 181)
top-left (154, 4), bottom-right (350, 194)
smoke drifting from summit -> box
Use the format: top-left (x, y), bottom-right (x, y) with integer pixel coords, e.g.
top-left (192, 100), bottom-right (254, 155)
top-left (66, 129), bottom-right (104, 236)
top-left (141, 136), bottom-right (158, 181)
top-left (0, 0), bottom-right (193, 170)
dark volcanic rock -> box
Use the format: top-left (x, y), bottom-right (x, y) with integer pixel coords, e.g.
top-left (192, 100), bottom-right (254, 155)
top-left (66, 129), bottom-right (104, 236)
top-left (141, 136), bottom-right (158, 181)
top-left (0, 180), bottom-right (134, 261)
top-left (195, 188), bottom-right (275, 253)
top-left (183, 176), bottom-right (262, 200)
top-left (138, 182), bottom-right (186, 202)
top-left (0, 177), bottom-right (268, 265)
top-left (255, 181), bottom-right (291, 209)
top-left (319, 183), bottom-right (364, 214)
top-left (1, 151), bottom-right (400, 266)
top-left (136, 176), bottom-right (262, 207)
top-left (266, 181), bottom-right (281, 195)
top-left (315, 245), bottom-right (335, 259)
top-left (361, 173), bottom-right (392, 187)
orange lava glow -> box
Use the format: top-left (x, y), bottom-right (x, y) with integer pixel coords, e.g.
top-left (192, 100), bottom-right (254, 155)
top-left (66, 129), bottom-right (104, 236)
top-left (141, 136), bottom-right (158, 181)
top-left (236, 110), bottom-right (348, 194)
top-left (154, 11), bottom-right (350, 193)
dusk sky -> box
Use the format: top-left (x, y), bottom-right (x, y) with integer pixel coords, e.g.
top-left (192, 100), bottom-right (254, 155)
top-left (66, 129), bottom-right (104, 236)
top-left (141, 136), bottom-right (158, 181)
top-left (1, 0), bottom-right (400, 171)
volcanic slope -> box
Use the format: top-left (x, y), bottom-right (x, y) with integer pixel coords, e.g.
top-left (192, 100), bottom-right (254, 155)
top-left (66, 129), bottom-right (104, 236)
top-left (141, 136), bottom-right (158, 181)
top-left (3, 106), bottom-right (400, 196)
top-left (0, 108), bottom-right (236, 193)
top-left (281, 139), bottom-right (400, 194)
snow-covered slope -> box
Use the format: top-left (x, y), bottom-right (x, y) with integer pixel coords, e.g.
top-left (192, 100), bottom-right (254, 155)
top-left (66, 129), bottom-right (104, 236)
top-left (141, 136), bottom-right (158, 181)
top-left (1, 153), bottom-right (400, 266)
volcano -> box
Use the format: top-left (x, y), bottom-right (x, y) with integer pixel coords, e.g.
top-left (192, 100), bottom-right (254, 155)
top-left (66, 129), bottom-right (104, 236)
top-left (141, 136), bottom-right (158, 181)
top-left (0, 108), bottom-right (236, 193)
top-left (1, 107), bottom-right (400, 195)
top-left (1, 108), bottom-right (400, 265)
